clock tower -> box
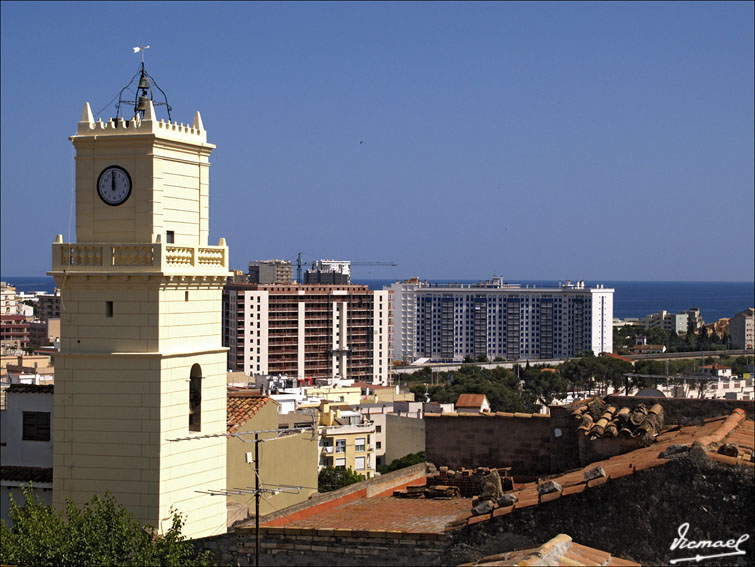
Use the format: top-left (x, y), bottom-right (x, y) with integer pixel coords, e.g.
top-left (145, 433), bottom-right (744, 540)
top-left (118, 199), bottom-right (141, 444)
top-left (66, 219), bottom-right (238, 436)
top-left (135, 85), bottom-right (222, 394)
top-left (50, 77), bottom-right (230, 537)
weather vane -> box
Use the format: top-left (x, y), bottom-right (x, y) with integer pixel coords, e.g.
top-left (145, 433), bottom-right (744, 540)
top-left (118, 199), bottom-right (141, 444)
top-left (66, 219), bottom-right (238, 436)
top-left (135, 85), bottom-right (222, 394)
top-left (133, 45), bottom-right (150, 63)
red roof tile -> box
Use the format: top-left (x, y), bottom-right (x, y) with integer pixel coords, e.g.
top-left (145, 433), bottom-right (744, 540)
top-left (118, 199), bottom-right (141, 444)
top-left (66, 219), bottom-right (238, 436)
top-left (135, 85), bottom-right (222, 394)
top-left (227, 392), bottom-right (274, 433)
top-left (465, 408), bottom-right (752, 529)
top-left (262, 494), bottom-right (471, 533)
top-left (465, 533), bottom-right (639, 566)
top-left (456, 394), bottom-right (489, 408)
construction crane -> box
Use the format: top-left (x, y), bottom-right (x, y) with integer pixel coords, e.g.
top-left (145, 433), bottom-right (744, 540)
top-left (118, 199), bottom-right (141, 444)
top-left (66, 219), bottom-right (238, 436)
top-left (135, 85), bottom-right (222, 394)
top-left (295, 252), bottom-right (397, 283)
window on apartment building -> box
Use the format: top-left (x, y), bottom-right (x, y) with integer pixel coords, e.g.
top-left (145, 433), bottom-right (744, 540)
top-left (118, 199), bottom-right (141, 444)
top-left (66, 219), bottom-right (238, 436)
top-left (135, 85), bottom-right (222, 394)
top-left (189, 363), bottom-right (202, 431)
top-left (355, 438), bottom-right (365, 452)
top-left (376, 441), bottom-right (382, 450)
top-left (166, 230), bottom-right (175, 243)
top-left (335, 439), bottom-right (346, 453)
top-left (355, 456), bottom-right (365, 470)
top-left (22, 411), bottom-right (51, 441)
top-left (335, 458), bottom-right (346, 468)
top-left (375, 425), bottom-right (382, 433)
top-left (105, 301), bottom-right (113, 318)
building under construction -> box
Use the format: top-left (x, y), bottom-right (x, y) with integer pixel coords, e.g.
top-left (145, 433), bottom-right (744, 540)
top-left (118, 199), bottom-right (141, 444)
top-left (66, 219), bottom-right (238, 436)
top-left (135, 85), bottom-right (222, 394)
top-left (222, 283), bottom-right (392, 385)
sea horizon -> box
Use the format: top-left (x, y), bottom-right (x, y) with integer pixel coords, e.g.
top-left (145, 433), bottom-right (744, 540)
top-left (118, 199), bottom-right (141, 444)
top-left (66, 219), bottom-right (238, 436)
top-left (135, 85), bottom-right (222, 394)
top-left (2, 275), bottom-right (753, 324)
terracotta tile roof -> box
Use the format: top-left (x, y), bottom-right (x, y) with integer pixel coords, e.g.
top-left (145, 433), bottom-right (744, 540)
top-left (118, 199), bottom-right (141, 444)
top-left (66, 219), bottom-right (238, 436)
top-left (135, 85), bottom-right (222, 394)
top-left (463, 533), bottom-right (639, 566)
top-left (456, 394), bottom-right (488, 408)
top-left (247, 406), bottom-right (752, 541)
top-left (463, 408), bottom-right (753, 529)
top-left (700, 364), bottom-right (730, 370)
top-left (572, 399), bottom-right (664, 442)
top-left (227, 391), bottom-right (275, 434)
top-left (263, 493), bottom-right (470, 534)
top-left (1, 466), bottom-right (53, 483)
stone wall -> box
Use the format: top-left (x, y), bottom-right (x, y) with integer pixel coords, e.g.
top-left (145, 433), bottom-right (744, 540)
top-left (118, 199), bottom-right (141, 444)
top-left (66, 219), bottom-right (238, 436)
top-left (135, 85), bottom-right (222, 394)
top-left (443, 449), bottom-right (755, 567)
top-left (549, 405), bottom-right (580, 473)
top-left (605, 396), bottom-right (754, 423)
top-left (425, 413), bottom-right (551, 475)
top-left (196, 528), bottom-right (450, 566)
top-left (550, 397), bottom-right (755, 473)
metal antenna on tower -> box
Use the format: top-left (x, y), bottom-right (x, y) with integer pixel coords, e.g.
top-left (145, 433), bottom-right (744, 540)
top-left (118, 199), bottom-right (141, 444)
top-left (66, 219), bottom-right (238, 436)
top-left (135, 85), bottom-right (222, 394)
top-left (113, 46), bottom-right (172, 121)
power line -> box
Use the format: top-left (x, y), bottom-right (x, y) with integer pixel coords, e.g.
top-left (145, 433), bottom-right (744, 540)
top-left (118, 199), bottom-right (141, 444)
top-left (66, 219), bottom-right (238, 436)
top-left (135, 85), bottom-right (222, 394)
top-left (168, 424), bottom-right (317, 567)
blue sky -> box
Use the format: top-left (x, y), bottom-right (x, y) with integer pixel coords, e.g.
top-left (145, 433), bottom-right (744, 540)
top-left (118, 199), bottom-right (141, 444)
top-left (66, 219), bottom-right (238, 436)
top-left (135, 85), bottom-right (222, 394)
top-left (1, 2), bottom-right (753, 281)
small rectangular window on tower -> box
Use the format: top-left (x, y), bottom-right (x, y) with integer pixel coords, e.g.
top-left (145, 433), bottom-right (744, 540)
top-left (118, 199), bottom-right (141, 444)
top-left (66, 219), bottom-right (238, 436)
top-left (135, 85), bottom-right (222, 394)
top-left (185, 291), bottom-right (190, 302)
top-left (106, 301), bottom-right (114, 318)
top-left (166, 230), bottom-right (175, 244)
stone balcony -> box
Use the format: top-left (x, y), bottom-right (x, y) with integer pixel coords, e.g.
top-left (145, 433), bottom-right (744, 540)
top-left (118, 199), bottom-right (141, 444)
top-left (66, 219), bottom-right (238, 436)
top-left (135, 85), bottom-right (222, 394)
top-left (50, 237), bottom-right (229, 276)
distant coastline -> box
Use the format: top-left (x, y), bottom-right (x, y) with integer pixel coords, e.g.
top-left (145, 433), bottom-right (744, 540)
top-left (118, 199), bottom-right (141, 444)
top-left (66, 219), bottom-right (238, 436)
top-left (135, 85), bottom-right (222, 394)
top-left (2, 275), bottom-right (753, 324)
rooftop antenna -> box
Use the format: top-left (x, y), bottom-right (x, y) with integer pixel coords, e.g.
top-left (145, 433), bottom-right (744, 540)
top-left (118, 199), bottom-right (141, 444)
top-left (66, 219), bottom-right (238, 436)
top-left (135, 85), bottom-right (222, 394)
top-left (114, 45), bottom-right (172, 121)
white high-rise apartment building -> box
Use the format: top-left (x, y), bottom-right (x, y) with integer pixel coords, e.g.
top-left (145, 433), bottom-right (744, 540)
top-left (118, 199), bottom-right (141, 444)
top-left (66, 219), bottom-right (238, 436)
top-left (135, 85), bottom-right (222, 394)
top-left (390, 278), bottom-right (424, 364)
top-left (388, 278), bottom-right (613, 362)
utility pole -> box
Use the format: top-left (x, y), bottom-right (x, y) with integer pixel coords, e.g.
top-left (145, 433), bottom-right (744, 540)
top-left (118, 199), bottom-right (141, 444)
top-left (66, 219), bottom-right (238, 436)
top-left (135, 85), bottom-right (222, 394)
top-left (255, 432), bottom-right (260, 567)
top-left (167, 424), bottom-right (316, 567)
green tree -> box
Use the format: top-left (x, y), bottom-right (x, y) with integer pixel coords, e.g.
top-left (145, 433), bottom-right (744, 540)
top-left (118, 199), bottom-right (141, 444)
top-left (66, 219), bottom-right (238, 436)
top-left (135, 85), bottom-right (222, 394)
top-left (409, 383), bottom-right (427, 400)
top-left (424, 366), bottom-right (533, 413)
top-left (317, 467), bottom-right (365, 493)
top-left (377, 452), bottom-right (425, 474)
top-left (522, 368), bottom-right (567, 404)
top-left (0, 485), bottom-right (213, 567)
top-left (731, 356), bottom-right (750, 376)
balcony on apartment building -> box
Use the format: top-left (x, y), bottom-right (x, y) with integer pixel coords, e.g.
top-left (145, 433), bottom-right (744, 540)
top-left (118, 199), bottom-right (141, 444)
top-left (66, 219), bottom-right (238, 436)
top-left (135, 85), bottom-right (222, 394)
top-left (320, 421), bottom-right (375, 437)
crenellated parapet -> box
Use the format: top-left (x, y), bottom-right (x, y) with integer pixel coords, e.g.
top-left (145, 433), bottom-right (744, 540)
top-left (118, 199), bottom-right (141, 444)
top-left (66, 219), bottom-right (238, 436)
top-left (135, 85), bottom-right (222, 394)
top-left (73, 101), bottom-right (210, 145)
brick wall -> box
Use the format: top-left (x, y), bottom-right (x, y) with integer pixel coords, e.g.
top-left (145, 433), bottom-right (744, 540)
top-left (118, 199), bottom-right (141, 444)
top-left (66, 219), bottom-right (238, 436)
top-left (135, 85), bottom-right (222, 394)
top-left (425, 413), bottom-right (551, 475)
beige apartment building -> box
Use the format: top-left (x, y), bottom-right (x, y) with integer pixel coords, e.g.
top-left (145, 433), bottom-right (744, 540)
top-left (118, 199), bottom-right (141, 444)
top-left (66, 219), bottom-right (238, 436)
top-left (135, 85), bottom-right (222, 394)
top-left (223, 284), bottom-right (391, 385)
top-left (48, 91), bottom-right (230, 538)
top-left (318, 402), bottom-right (376, 478)
top-left (226, 390), bottom-right (317, 520)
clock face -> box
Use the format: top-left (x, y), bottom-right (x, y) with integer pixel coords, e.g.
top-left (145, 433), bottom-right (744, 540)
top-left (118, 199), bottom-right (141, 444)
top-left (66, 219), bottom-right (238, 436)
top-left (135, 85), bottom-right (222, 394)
top-left (97, 166), bottom-right (132, 206)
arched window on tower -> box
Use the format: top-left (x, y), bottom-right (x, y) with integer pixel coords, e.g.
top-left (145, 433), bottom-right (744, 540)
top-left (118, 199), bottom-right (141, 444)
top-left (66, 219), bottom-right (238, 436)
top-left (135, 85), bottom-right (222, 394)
top-left (189, 364), bottom-right (202, 431)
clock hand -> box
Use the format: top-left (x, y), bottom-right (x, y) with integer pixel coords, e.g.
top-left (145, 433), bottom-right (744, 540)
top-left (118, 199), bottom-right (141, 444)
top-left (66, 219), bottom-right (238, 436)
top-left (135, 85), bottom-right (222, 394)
top-left (111, 172), bottom-right (116, 191)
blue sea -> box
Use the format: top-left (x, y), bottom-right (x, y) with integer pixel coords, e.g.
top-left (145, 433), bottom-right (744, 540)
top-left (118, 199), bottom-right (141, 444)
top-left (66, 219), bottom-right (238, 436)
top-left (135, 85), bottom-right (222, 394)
top-left (2, 275), bottom-right (752, 323)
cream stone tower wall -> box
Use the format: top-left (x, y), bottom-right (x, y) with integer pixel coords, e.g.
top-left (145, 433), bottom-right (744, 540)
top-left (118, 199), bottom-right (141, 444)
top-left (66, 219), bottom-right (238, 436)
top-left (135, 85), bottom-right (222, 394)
top-left (50, 101), bottom-right (229, 538)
